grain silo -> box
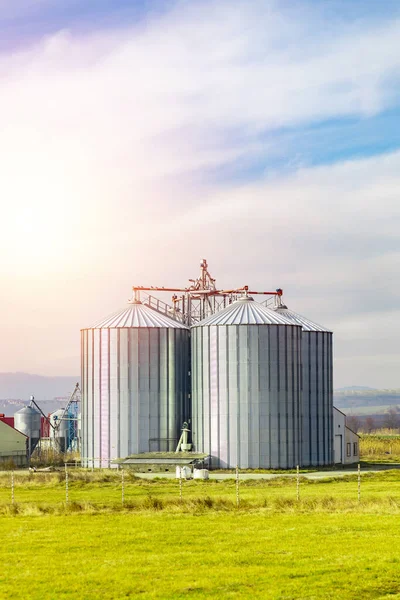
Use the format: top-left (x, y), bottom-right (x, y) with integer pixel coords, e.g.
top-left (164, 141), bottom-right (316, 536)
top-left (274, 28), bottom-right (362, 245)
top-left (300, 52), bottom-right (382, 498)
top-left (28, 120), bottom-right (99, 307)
top-left (14, 404), bottom-right (41, 458)
top-left (81, 301), bottom-right (190, 468)
top-left (275, 305), bottom-right (333, 466)
top-left (49, 409), bottom-right (71, 453)
top-left (191, 296), bottom-right (302, 469)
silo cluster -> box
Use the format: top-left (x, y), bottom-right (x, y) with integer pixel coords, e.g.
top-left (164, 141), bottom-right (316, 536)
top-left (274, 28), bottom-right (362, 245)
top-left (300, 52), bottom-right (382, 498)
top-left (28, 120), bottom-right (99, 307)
top-left (81, 295), bottom-right (333, 468)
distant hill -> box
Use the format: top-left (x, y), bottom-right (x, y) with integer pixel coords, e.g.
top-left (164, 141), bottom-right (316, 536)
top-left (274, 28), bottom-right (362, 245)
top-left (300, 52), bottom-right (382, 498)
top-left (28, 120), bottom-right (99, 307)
top-left (0, 372), bottom-right (79, 402)
top-left (335, 386), bottom-right (376, 392)
top-left (334, 388), bottom-right (400, 414)
top-left (0, 398), bottom-right (73, 417)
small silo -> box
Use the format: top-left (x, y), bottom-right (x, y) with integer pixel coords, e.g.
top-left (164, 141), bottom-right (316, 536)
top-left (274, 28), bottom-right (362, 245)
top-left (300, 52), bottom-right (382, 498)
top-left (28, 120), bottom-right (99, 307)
top-left (49, 409), bottom-right (70, 453)
top-left (191, 296), bottom-right (302, 469)
top-left (14, 404), bottom-right (41, 457)
top-left (81, 301), bottom-right (190, 468)
top-left (275, 304), bottom-right (333, 466)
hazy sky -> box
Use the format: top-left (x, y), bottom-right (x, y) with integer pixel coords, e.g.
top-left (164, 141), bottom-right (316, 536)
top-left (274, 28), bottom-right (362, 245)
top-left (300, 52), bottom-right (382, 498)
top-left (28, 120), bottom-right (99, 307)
top-left (1, 0), bottom-right (400, 388)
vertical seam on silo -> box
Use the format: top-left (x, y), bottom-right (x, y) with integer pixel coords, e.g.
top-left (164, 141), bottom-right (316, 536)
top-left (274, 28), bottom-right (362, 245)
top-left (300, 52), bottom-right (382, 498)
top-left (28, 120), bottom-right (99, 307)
top-left (175, 328), bottom-right (179, 450)
top-left (236, 325), bottom-right (240, 468)
top-left (277, 326), bottom-right (280, 469)
top-left (138, 329), bottom-right (141, 453)
top-left (166, 329), bottom-right (169, 453)
top-left (299, 327), bottom-right (302, 467)
top-left (127, 329), bottom-right (131, 454)
top-left (299, 328), bottom-right (302, 467)
top-left (258, 325), bottom-right (261, 469)
top-left (246, 325), bottom-right (250, 469)
top-left (200, 326), bottom-right (203, 454)
top-left (117, 329), bottom-right (120, 461)
top-left (298, 328), bottom-right (302, 467)
top-left (80, 330), bottom-right (83, 464)
top-left (191, 329), bottom-right (194, 449)
top-left (91, 330), bottom-right (94, 468)
top-left (83, 330), bottom-right (86, 466)
top-left (99, 329), bottom-right (103, 468)
top-left (108, 329), bottom-right (111, 465)
top-left (148, 328), bottom-right (151, 452)
top-left (268, 325), bottom-right (271, 468)
top-left (322, 332), bottom-right (326, 464)
top-left (81, 330), bottom-right (84, 464)
top-left (329, 334), bottom-right (332, 463)
top-left (296, 326), bottom-right (299, 467)
top-left (291, 326), bottom-right (295, 467)
top-left (308, 334), bottom-right (311, 466)
top-left (157, 328), bottom-right (161, 452)
top-left (316, 333), bottom-right (319, 465)
top-left (208, 327), bottom-right (212, 461)
top-left (199, 326), bottom-right (203, 454)
top-left (285, 326), bottom-right (288, 468)
top-left (216, 326), bottom-right (220, 468)
top-left (226, 325), bottom-right (229, 468)
top-left (171, 328), bottom-right (175, 452)
top-left (329, 333), bottom-right (333, 463)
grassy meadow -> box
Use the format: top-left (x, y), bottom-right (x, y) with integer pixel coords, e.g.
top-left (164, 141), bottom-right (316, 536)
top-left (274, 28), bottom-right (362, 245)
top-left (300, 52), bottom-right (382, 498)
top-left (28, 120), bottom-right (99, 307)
top-left (2, 469), bottom-right (400, 598)
top-left (2, 433), bottom-right (400, 599)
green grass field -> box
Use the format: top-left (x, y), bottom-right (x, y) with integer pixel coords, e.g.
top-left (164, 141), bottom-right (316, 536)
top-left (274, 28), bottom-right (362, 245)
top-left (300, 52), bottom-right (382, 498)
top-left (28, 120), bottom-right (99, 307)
top-left (2, 470), bottom-right (400, 598)
top-left (2, 511), bottom-right (400, 599)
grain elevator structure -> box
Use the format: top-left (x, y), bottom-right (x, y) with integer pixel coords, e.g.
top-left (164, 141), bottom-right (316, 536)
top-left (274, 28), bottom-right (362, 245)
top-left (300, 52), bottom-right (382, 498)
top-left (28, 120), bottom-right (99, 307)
top-left (81, 260), bottom-right (334, 468)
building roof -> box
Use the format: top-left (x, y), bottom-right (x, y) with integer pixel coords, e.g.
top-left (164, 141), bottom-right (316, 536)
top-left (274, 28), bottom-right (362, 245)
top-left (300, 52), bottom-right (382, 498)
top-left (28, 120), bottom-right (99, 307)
top-left (85, 301), bottom-right (188, 330)
top-left (0, 419), bottom-right (27, 438)
top-left (275, 306), bottom-right (332, 332)
top-left (193, 297), bottom-right (301, 327)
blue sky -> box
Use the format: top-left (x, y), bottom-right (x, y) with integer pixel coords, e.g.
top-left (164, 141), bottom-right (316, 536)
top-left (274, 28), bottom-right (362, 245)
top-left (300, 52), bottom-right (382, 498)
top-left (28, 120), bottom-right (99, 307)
top-left (1, 0), bottom-right (400, 387)
top-left (2, 0), bottom-right (400, 177)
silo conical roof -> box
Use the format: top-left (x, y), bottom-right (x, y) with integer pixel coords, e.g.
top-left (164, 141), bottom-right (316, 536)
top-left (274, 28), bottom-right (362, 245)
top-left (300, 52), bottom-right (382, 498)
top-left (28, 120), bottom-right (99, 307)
top-left (193, 297), bottom-right (299, 326)
top-left (15, 405), bottom-right (40, 416)
top-left (274, 306), bottom-right (331, 332)
top-left (88, 301), bottom-right (188, 329)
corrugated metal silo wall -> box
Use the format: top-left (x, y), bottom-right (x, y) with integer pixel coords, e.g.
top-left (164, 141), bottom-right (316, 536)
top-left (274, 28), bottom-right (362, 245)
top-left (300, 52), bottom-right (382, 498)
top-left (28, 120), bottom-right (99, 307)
top-left (14, 409), bottom-right (41, 454)
top-left (301, 331), bottom-right (333, 466)
top-left (81, 327), bottom-right (190, 468)
top-left (191, 324), bottom-right (302, 469)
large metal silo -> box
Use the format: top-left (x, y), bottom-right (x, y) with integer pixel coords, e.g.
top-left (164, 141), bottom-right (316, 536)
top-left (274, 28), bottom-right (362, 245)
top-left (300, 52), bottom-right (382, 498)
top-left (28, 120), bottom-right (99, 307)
top-left (275, 305), bottom-right (333, 466)
top-left (81, 301), bottom-right (190, 468)
top-left (14, 405), bottom-right (41, 457)
top-left (191, 297), bottom-right (302, 469)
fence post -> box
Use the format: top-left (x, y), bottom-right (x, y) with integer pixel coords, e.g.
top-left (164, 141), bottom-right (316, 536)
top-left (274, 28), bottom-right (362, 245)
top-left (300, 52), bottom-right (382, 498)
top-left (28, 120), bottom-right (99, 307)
top-left (358, 463), bottom-right (361, 503)
top-left (65, 463), bottom-right (69, 505)
top-left (11, 470), bottom-right (14, 505)
top-left (296, 465), bottom-right (300, 502)
top-left (236, 465), bottom-right (240, 508)
top-left (121, 469), bottom-right (125, 506)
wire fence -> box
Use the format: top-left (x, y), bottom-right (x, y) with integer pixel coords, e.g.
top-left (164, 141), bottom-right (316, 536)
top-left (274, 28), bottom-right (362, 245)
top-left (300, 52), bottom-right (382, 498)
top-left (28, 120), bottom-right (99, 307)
top-left (0, 463), bottom-right (387, 513)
